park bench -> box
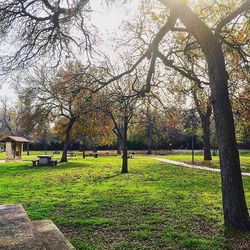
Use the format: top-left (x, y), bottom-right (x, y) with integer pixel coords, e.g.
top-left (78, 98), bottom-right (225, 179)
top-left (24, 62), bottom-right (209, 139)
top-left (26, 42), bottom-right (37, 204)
top-left (53, 151), bottom-right (60, 154)
top-left (32, 160), bottom-right (39, 166)
top-left (155, 152), bottom-right (166, 156)
top-left (85, 153), bottom-right (99, 158)
top-left (122, 154), bottom-right (133, 159)
top-left (0, 204), bottom-right (75, 249)
top-left (50, 159), bottom-right (58, 166)
top-left (67, 152), bottom-right (76, 157)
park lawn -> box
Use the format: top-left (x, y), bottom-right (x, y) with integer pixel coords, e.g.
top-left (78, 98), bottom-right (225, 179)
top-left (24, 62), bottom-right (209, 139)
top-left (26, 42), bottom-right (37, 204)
top-left (158, 152), bottom-right (250, 172)
top-left (0, 156), bottom-right (250, 249)
top-left (0, 150), bottom-right (115, 161)
top-left (0, 150), bottom-right (63, 161)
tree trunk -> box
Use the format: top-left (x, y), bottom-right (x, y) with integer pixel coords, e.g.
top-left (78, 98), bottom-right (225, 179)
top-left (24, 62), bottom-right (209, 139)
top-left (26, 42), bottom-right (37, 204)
top-left (121, 116), bottom-right (128, 174)
top-left (27, 143), bottom-right (30, 155)
top-left (61, 119), bottom-right (75, 162)
top-left (202, 125), bottom-right (212, 161)
top-left (147, 120), bottom-right (153, 155)
top-left (210, 64), bottom-right (250, 230)
top-left (159, 1), bottom-right (250, 230)
top-left (193, 90), bottom-right (212, 161)
top-left (44, 145), bottom-right (47, 155)
top-left (200, 112), bottom-right (212, 161)
top-left (117, 134), bottom-right (122, 155)
top-left (82, 143), bottom-right (86, 158)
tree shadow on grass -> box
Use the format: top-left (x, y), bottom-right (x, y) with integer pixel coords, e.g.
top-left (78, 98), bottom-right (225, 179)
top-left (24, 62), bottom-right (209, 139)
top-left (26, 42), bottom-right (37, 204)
top-left (0, 161), bottom-right (96, 175)
top-left (224, 229), bottom-right (250, 249)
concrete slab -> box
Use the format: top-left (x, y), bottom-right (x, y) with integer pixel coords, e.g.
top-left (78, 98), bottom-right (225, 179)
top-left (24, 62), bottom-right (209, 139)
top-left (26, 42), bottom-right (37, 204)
top-left (32, 220), bottom-right (75, 250)
top-left (0, 204), bottom-right (45, 249)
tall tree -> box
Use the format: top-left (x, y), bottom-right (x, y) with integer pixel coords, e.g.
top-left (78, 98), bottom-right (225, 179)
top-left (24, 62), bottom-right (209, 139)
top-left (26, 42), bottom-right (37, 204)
top-left (29, 63), bottom-right (94, 162)
top-left (69, 110), bottom-right (114, 157)
top-left (151, 0), bottom-right (250, 230)
top-left (120, 0), bottom-right (250, 230)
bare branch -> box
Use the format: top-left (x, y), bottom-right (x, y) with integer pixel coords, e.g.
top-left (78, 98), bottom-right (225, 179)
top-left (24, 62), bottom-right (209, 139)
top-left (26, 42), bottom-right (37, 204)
top-left (215, 0), bottom-right (250, 35)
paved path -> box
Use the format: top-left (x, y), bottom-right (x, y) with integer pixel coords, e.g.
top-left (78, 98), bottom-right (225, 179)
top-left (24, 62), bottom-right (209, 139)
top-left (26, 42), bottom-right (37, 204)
top-left (153, 158), bottom-right (250, 177)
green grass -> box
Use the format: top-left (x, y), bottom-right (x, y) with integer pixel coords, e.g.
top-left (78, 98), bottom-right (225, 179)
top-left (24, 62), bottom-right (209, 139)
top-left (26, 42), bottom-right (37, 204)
top-left (157, 150), bottom-right (250, 172)
top-left (0, 154), bottom-right (250, 249)
top-left (0, 150), bottom-right (63, 161)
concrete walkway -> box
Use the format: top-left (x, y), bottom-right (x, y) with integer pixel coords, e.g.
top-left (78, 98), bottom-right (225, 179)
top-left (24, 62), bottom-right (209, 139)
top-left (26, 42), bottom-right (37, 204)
top-left (0, 204), bottom-right (75, 249)
top-left (153, 158), bottom-right (250, 177)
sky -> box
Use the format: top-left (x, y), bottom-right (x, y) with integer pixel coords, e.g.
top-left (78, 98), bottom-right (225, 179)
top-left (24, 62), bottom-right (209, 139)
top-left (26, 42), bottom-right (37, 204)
top-left (0, 83), bottom-right (16, 101)
top-left (0, 1), bottom-right (140, 102)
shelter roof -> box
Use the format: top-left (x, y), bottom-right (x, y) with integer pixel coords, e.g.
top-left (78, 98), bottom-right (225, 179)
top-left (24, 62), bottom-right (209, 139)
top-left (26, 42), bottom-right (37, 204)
top-left (0, 136), bottom-right (30, 143)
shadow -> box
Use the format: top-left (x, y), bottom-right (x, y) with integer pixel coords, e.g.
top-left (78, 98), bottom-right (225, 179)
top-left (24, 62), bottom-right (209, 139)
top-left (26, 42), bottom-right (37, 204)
top-left (91, 172), bottom-right (122, 184)
top-left (0, 160), bottom-right (95, 175)
top-left (224, 228), bottom-right (250, 249)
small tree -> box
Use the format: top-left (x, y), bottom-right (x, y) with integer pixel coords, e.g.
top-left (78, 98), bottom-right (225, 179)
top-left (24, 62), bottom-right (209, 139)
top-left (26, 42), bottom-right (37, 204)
top-left (100, 79), bottom-right (140, 173)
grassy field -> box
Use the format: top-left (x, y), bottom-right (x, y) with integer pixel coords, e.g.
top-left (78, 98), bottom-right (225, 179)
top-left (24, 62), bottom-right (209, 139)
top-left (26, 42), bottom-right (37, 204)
top-left (0, 153), bottom-right (250, 249)
top-left (156, 150), bottom-right (250, 172)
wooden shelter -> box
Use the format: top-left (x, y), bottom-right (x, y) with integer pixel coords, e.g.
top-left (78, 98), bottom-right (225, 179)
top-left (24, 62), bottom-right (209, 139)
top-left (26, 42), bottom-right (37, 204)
top-left (0, 136), bottom-right (30, 161)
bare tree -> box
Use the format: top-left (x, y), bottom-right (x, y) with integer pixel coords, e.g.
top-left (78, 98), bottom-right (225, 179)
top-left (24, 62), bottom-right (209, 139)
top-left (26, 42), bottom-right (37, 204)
top-left (0, 0), bottom-right (90, 71)
top-left (0, 98), bottom-right (13, 135)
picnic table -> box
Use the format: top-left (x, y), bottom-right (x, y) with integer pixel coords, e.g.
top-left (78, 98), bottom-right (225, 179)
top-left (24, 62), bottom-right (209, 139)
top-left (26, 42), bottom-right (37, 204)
top-left (32, 155), bottom-right (57, 166)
